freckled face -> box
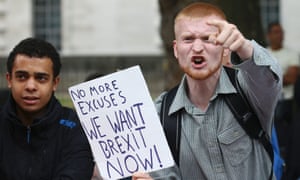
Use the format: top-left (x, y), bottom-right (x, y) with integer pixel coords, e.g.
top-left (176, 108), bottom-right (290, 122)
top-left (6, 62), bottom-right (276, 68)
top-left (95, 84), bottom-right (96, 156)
top-left (6, 54), bottom-right (59, 116)
top-left (173, 15), bottom-right (224, 80)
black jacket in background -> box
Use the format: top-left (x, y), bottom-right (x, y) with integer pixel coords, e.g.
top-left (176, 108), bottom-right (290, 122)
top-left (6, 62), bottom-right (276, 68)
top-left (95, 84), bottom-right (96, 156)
top-left (0, 95), bottom-right (94, 180)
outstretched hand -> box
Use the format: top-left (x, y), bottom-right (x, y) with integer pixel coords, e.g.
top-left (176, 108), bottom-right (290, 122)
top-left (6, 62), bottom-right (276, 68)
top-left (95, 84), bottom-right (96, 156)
top-left (207, 19), bottom-right (253, 60)
top-left (131, 172), bottom-right (153, 180)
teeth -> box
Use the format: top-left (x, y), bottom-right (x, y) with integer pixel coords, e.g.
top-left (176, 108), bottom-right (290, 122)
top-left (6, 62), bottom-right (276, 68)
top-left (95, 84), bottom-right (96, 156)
top-left (194, 58), bottom-right (203, 64)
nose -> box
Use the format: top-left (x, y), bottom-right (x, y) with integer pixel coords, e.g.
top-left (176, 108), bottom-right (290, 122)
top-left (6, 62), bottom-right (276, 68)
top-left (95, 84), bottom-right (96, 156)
top-left (192, 39), bottom-right (204, 52)
top-left (25, 78), bottom-right (37, 91)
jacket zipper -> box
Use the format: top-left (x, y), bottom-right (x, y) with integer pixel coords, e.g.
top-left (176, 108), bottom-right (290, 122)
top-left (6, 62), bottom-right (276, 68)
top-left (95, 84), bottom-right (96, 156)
top-left (26, 126), bottom-right (32, 178)
top-left (27, 126), bottom-right (31, 144)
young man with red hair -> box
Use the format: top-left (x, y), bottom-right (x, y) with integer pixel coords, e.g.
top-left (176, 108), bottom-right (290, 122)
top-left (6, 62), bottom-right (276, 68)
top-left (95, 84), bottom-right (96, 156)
top-left (133, 2), bottom-right (281, 180)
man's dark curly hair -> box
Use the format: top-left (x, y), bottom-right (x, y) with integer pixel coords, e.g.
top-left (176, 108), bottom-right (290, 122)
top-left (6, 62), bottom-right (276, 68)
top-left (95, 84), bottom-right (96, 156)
top-left (7, 37), bottom-right (61, 78)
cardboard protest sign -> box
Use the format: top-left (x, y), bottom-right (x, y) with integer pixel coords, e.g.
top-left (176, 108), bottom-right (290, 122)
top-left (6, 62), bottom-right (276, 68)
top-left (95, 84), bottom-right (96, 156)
top-left (68, 65), bottom-right (174, 179)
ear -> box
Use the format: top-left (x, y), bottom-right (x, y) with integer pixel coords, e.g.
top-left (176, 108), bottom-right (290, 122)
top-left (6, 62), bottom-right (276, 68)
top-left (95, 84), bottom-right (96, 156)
top-left (52, 76), bottom-right (60, 92)
top-left (173, 40), bottom-right (178, 59)
top-left (6, 72), bottom-right (12, 88)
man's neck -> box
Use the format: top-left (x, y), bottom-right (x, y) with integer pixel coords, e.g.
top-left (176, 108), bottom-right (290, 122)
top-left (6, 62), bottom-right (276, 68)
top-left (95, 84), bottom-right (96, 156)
top-left (16, 107), bottom-right (44, 126)
top-left (186, 74), bottom-right (219, 111)
top-left (271, 44), bottom-right (282, 51)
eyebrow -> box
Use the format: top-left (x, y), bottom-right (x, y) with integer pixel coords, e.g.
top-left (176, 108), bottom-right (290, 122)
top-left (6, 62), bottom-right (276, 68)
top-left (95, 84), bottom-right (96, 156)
top-left (14, 70), bottom-right (50, 77)
top-left (34, 72), bottom-right (50, 77)
top-left (14, 70), bottom-right (27, 74)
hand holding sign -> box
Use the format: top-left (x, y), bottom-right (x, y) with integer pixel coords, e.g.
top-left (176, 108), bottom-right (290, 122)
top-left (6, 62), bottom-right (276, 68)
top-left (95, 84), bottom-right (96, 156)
top-left (68, 66), bottom-right (174, 180)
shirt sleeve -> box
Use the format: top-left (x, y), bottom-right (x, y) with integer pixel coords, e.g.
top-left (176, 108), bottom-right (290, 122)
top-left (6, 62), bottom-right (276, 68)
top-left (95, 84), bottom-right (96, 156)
top-left (235, 40), bottom-right (283, 136)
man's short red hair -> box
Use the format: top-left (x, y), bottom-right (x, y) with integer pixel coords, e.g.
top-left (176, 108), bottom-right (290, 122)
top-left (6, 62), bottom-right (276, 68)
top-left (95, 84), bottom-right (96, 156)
top-left (175, 2), bottom-right (226, 23)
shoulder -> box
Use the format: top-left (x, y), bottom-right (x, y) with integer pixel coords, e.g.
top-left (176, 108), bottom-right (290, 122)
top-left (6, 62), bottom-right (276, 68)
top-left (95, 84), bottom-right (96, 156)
top-left (61, 106), bottom-right (78, 119)
top-left (58, 106), bottom-right (80, 129)
top-left (280, 47), bottom-right (298, 55)
top-left (271, 48), bottom-right (298, 64)
top-left (154, 91), bottom-right (168, 114)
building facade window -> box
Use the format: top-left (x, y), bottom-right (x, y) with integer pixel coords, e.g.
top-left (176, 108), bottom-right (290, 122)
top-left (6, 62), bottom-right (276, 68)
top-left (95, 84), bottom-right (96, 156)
top-left (260, 0), bottom-right (279, 33)
top-left (33, 0), bottom-right (61, 50)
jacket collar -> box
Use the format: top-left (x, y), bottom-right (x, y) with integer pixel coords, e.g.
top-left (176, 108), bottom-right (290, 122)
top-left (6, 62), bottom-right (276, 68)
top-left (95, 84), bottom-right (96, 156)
top-left (168, 67), bottom-right (238, 115)
top-left (3, 94), bottom-right (62, 128)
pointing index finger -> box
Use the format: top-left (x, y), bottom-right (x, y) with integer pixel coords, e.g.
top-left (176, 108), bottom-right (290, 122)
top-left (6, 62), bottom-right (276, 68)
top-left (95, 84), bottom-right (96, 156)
top-left (206, 19), bottom-right (227, 32)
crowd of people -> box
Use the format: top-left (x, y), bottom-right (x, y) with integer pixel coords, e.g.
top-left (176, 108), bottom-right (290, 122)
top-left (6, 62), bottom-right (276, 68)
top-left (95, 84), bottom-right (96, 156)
top-left (0, 2), bottom-right (299, 180)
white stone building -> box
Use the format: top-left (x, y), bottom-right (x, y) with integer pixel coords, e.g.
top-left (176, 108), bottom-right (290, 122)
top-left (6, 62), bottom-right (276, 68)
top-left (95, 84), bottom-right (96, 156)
top-left (0, 0), bottom-right (299, 55)
top-left (0, 0), bottom-right (162, 56)
top-left (280, 0), bottom-right (300, 53)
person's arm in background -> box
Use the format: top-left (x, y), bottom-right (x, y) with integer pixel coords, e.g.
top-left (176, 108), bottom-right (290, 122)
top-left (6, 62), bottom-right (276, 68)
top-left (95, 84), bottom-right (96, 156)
top-left (283, 65), bottom-right (299, 86)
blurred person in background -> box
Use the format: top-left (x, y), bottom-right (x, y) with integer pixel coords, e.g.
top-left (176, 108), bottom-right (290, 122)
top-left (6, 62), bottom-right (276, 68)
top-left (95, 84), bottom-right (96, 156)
top-left (266, 22), bottom-right (300, 163)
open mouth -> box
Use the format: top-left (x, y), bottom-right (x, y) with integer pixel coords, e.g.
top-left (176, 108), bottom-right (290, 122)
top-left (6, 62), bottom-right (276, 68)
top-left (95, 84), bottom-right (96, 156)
top-left (23, 96), bottom-right (39, 105)
top-left (194, 58), bottom-right (204, 65)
